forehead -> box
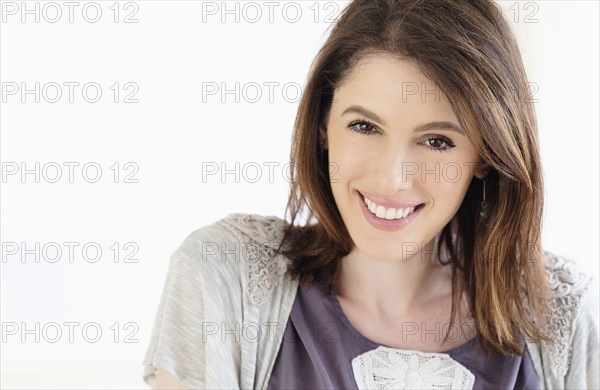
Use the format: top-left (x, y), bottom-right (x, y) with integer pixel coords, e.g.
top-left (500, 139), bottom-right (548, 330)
top-left (331, 53), bottom-right (457, 122)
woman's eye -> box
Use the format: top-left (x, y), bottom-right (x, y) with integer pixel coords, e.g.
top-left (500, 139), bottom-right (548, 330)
top-left (346, 120), bottom-right (456, 152)
top-left (424, 136), bottom-right (456, 152)
top-left (347, 119), bottom-right (377, 135)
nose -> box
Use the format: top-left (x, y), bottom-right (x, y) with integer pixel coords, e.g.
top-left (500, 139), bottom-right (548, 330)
top-left (372, 145), bottom-right (415, 193)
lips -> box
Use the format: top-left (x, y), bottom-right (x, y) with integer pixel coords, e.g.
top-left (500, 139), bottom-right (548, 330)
top-left (356, 190), bottom-right (424, 232)
top-left (357, 191), bottom-right (423, 209)
top-left (357, 190), bottom-right (424, 209)
top-left (364, 197), bottom-right (419, 220)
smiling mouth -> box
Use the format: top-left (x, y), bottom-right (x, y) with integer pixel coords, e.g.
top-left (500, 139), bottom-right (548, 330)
top-left (359, 192), bottom-right (425, 220)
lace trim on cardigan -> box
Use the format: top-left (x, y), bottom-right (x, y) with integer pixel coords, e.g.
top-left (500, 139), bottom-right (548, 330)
top-left (523, 250), bottom-right (592, 377)
top-left (217, 213), bottom-right (592, 377)
top-left (351, 346), bottom-right (475, 389)
top-left (218, 213), bottom-right (291, 305)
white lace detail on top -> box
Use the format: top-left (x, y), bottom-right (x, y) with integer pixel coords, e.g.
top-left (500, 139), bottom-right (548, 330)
top-left (524, 250), bottom-right (592, 378)
top-left (218, 213), bottom-right (290, 305)
top-left (351, 346), bottom-right (475, 390)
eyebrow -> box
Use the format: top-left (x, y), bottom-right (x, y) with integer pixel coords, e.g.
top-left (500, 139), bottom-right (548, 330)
top-left (341, 105), bottom-right (465, 135)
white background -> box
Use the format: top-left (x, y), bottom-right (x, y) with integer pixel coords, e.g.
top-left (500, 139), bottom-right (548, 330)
top-left (1, 0), bottom-right (598, 388)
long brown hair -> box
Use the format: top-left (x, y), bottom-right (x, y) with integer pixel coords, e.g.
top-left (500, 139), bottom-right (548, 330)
top-left (274, 0), bottom-right (551, 356)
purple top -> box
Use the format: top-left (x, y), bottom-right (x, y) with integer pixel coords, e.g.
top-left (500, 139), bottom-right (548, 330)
top-left (267, 280), bottom-right (540, 389)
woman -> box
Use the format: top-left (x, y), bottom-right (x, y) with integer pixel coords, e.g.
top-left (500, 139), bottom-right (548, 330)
top-left (143, 0), bottom-right (599, 388)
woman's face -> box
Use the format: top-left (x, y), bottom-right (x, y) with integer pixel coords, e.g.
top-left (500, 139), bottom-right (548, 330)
top-left (324, 53), bottom-right (487, 261)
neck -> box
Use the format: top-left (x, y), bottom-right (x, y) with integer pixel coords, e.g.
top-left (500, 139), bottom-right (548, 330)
top-left (333, 237), bottom-right (453, 319)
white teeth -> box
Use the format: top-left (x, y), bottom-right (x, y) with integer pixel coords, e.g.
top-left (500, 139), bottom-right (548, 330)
top-left (395, 208), bottom-right (404, 219)
top-left (364, 196), bottom-right (417, 220)
top-left (368, 201), bottom-right (377, 213)
top-left (384, 208), bottom-right (396, 219)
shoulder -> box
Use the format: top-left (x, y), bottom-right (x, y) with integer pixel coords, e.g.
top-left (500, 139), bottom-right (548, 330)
top-left (527, 249), bottom-right (598, 380)
top-left (175, 212), bottom-right (293, 305)
top-left (216, 212), bottom-right (289, 250)
top-left (176, 212), bottom-right (287, 266)
top-left (541, 249), bottom-right (592, 298)
top-left (215, 212), bottom-right (293, 305)
top-left (539, 250), bottom-right (596, 337)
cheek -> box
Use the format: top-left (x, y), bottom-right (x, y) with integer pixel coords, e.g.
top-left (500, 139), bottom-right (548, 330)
top-left (328, 134), bottom-right (368, 182)
top-left (431, 182), bottom-right (467, 203)
top-left (419, 161), bottom-right (473, 199)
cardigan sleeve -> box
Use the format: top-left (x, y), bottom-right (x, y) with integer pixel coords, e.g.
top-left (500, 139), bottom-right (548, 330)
top-left (564, 280), bottom-right (600, 390)
top-left (142, 222), bottom-right (244, 389)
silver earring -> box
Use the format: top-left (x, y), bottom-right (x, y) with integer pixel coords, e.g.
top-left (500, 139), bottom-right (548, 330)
top-left (480, 171), bottom-right (489, 218)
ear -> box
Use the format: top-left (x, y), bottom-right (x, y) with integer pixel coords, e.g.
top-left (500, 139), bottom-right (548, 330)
top-left (319, 125), bottom-right (328, 150)
top-left (473, 159), bottom-right (490, 180)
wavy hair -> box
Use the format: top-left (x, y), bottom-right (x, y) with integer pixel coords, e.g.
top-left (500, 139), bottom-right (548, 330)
top-left (274, 0), bottom-right (551, 356)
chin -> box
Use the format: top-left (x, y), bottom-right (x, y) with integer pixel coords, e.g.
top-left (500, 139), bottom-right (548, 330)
top-left (355, 239), bottom-right (414, 263)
